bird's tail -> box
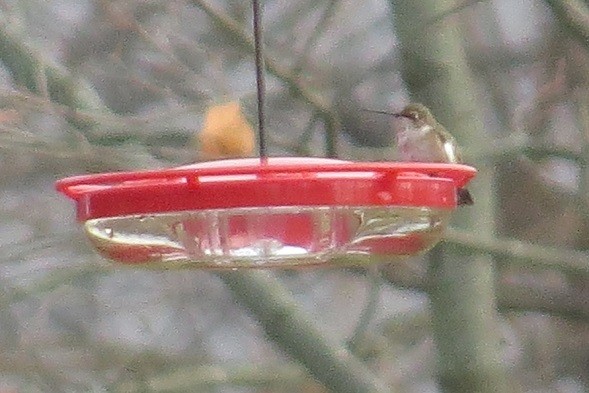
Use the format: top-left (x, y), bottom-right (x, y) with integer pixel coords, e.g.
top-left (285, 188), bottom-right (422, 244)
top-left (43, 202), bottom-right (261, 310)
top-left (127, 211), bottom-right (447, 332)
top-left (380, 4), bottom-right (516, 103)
top-left (457, 188), bottom-right (474, 206)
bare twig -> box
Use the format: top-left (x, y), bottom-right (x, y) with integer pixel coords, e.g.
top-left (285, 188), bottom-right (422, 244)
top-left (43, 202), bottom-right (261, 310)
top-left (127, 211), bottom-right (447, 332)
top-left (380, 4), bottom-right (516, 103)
top-left (420, 0), bottom-right (487, 30)
top-left (292, 0), bottom-right (340, 77)
top-left (443, 227), bottom-right (589, 276)
top-left (543, 0), bottom-right (589, 49)
top-left (347, 267), bottom-right (382, 354)
top-left (0, 22), bottom-right (104, 115)
top-left (114, 363), bottom-right (311, 392)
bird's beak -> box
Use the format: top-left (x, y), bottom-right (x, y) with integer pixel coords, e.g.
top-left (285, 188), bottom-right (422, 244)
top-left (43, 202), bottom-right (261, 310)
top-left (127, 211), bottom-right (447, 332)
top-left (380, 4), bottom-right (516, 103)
top-left (361, 109), bottom-right (404, 118)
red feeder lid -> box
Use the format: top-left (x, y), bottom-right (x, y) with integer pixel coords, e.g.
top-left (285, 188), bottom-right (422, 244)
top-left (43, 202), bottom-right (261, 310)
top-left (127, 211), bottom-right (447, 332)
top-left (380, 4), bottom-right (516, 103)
top-left (55, 157), bottom-right (476, 221)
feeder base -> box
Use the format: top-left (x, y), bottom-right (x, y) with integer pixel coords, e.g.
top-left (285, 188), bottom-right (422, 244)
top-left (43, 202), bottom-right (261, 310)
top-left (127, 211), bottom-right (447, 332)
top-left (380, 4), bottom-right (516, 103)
top-left (83, 206), bottom-right (450, 268)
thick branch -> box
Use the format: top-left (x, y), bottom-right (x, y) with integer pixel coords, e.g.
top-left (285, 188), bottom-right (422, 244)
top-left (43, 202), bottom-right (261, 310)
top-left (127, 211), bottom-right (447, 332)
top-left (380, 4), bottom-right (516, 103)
top-left (218, 271), bottom-right (391, 393)
top-left (390, 0), bottom-right (512, 391)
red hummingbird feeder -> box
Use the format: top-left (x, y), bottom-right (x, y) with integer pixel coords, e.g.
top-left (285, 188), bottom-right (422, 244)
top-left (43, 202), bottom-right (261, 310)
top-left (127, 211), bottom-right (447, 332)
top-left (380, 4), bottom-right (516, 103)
top-left (54, 0), bottom-right (476, 269)
top-left (55, 158), bottom-right (475, 268)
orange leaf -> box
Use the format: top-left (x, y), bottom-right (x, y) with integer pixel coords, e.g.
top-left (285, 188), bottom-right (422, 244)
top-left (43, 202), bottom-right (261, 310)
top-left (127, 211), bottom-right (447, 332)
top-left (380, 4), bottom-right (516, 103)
top-left (198, 102), bottom-right (256, 160)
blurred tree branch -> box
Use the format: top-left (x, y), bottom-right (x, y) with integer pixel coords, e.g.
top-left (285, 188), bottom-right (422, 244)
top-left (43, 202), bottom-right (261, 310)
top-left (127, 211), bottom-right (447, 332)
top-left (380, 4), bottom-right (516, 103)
top-left (543, 0), bottom-right (589, 48)
top-left (0, 23), bottom-right (105, 120)
top-left (292, 0), bottom-right (339, 77)
top-left (467, 132), bottom-right (585, 164)
top-left (380, 263), bottom-right (589, 321)
top-left (422, 0), bottom-right (486, 29)
top-left (495, 279), bottom-right (589, 320)
top-left (444, 228), bottom-right (589, 276)
top-left (114, 363), bottom-right (311, 392)
top-left (218, 271), bottom-right (392, 393)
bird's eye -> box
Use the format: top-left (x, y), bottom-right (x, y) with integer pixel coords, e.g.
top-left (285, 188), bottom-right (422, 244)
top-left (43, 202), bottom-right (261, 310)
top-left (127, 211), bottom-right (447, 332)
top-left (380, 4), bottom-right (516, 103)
top-left (409, 112), bottom-right (420, 120)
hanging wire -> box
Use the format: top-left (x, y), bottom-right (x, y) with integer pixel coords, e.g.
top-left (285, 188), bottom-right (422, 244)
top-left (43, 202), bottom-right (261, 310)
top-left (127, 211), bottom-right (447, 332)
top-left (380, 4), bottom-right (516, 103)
top-left (252, 0), bottom-right (267, 158)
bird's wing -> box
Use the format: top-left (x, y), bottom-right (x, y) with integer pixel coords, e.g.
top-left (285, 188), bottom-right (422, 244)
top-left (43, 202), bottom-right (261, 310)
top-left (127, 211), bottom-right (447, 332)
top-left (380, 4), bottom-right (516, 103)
top-left (435, 131), bottom-right (461, 163)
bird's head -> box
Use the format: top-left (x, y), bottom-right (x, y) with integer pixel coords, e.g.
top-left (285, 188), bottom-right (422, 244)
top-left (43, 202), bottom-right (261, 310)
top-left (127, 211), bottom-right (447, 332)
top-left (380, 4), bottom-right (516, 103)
top-left (398, 103), bottom-right (437, 125)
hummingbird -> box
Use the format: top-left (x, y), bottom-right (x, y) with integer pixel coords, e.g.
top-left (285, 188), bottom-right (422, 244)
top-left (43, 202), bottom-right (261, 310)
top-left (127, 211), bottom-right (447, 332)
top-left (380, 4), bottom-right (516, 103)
top-left (365, 103), bottom-right (474, 206)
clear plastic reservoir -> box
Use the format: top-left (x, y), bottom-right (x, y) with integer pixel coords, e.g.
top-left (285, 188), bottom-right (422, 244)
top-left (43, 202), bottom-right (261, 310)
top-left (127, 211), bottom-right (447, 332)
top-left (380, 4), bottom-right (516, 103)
top-left (84, 206), bottom-right (450, 268)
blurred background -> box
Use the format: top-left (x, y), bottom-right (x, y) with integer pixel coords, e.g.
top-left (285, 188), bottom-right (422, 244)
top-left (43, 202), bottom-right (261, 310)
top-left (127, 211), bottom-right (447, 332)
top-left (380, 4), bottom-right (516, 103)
top-left (0, 0), bottom-right (588, 392)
